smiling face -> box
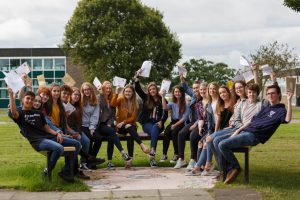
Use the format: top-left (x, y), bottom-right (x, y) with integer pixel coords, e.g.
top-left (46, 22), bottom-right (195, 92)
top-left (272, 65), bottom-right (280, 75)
top-left (247, 89), bottom-right (258, 102)
top-left (173, 88), bottom-right (182, 99)
top-left (124, 87), bottom-right (133, 99)
top-left (266, 88), bottom-right (280, 104)
top-left (61, 90), bottom-right (70, 104)
top-left (51, 86), bottom-right (61, 101)
top-left (103, 83), bottom-right (112, 96)
top-left (40, 92), bottom-right (49, 104)
top-left (148, 85), bottom-right (158, 97)
top-left (192, 83), bottom-right (200, 95)
top-left (33, 95), bottom-right (42, 110)
top-left (219, 87), bottom-right (229, 101)
top-left (209, 84), bottom-right (218, 97)
top-left (22, 95), bottom-right (34, 110)
top-left (82, 85), bottom-right (92, 97)
top-left (234, 82), bottom-right (245, 98)
top-left (199, 85), bottom-right (207, 98)
top-left (71, 89), bottom-right (81, 103)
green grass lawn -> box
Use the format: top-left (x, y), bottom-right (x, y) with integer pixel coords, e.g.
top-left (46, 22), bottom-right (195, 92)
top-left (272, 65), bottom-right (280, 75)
top-left (0, 108), bottom-right (299, 200)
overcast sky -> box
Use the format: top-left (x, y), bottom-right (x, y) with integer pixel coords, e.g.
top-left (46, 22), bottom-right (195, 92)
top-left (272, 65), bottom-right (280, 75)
top-left (0, 0), bottom-right (300, 69)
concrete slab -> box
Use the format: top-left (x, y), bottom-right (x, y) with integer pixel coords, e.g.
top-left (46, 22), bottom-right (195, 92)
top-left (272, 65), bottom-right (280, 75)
top-left (214, 189), bottom-right (262, 200)
top-left (0, 190), bottom-right (16, 200)
top-left (112, 189), bottom-right (159, 198)
top-left (11, 192), bottom-right (62, 200)
top-left (61, 191), bottom-right (112, 199)
top-left (85, 167), bottom-right (217, 191)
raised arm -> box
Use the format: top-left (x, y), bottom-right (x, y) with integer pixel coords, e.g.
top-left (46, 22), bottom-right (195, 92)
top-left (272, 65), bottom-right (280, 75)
top-left (285, 91), bottom-right (293, 123)
top-left (135, 80), bottom-right (147, 100)
top-left (160, 90), bottom-right (169, 110)
top-left (8, 88), bottom-right (19, 119)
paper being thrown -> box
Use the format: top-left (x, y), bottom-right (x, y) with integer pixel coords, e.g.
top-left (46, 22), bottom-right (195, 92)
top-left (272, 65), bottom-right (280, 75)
top-left (139, 61), bottom-right (152, 77)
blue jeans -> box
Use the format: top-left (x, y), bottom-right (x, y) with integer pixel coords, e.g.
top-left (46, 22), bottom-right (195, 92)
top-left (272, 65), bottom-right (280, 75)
top-left (142, 122), bottom-right (161, 150)
top-left (218, 131), bottom-right (259, 169)
top-left (75, 132), bottom-right (90, 163)
top-left (38, 137), bottom-right (81, 173)
top-left (206, 128), bottom-right (238, 163)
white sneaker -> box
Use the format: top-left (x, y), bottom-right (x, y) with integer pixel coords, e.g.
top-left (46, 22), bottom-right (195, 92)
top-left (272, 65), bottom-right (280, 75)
top-left (174, 158), bottom-right (187, 169)
top-left (186, 159), bottom-right (196, 171)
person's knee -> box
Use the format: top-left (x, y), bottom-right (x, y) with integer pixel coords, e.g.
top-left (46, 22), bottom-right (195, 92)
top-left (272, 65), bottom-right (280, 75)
top-left (56, 145), bottom-right (64, 155)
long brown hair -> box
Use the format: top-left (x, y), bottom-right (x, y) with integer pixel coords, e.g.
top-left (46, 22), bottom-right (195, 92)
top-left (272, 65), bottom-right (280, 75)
top-left (172, 85), bottom-right (186, 117)
top-left (81, 82), bottom-right (98, 106)
top-left (101, 81), bottom-right (113, 101)
top-left (145, 82), bottom-right (162, 110)
top-left (216, 85), bottom-right (234, 114)
top-left (71, 87), bottom-right (82, 125)
top-left (122, 84), bottom-right (139, 114)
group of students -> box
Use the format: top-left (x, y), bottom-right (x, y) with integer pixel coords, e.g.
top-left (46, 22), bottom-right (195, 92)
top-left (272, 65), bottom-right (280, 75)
top-left (8, 64), bottom-right (293, 183)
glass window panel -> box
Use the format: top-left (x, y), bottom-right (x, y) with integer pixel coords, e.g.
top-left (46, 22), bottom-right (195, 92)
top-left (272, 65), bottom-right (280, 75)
top-left (44, 71), bottom-right (54, 78)
top-left (54, 58), bottom-right (65, 70)
top-left (55, 71), bottom-right (65, 78)
top-left (33, 79), bottom-right (38, 87)
top-left (33, 71), bottom-right (43, 77)
top-left (55, 79), bottom-right (63, 85)
top-left (0, 80), bottom-right (7, 88)
top-left (33, 59), bottom-right (42, 70)
top-left (46, 79), bottom-right (54, 86)
top-left (44, 59), bottom-right (54, 70)
top-left (0, 89), bottom-right (8, 98)
top-left (0, 59), bottom-right (9, 71)
top-left (10, 59), bottom-right (20, 70)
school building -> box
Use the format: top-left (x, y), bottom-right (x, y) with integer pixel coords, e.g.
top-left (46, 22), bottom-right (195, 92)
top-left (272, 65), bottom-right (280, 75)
top-left (0, 48), bottom-right (84, 108)
top-left (0, 48), bottom-right (300, 108)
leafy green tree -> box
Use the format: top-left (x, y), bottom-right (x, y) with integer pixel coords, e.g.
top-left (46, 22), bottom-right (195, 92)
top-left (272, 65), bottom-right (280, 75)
top-left (172, 58), bottom-right (236, 86)
top-left (249, 41), bottom-right (299, 88)
top-left (284, 0), bottom-right (300, 12)
top-left (61, 0), bottom-right (181, 84)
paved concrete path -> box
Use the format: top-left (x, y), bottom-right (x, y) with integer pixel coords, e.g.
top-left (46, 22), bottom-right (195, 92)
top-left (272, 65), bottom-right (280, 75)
top-left (0, 189), bottom-right (214, 200)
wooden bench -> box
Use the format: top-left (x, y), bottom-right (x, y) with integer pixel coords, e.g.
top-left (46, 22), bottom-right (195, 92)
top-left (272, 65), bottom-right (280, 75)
top-left (41, 146), bottom-right (76, 181)
top-left (222, 146), bottom-right (250, 183)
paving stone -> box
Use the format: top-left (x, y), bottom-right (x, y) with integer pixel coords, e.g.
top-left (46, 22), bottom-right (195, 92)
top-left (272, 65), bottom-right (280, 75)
top-left (112, 189), bottom-right (159, 198)
top-left (61, 191), bottom-right (112, 199)
top-left (214, 189), bottom-right (262, 200)
top-left (11, 192), bottom-right (62, 200)
top-left (159, 188), bottom-right (211, 197)
top-left (0, 191), bottom-right (16, 200)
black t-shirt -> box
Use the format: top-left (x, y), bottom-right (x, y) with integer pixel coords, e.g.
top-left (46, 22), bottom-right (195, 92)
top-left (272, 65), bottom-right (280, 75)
top-left (12, 109), bottom-right (55, 150)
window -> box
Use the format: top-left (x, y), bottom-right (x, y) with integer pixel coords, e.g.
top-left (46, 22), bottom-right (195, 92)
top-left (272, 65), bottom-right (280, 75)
top-left (44, 59), bottom-right (53, 70)
top-left (21, 58), bottom-right (32, 69)
top-left (0, 80), bottom-right (7, 88)
top-left (33, 59), bottom-right (42, 70)
top-left (10, 59), bottom-right (20, 70)
top-left (0, 90), bottom-right (7, 98)
top-left (0, 59), bottom-right (9, 71)
top-left (54, 58), bottom-right (65, 70)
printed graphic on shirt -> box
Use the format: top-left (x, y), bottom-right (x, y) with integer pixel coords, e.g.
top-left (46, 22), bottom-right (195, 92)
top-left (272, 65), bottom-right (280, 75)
top-left (268, 111), bottom-right (276, 118)
top-left (24, 113), bottom-right (41, 125)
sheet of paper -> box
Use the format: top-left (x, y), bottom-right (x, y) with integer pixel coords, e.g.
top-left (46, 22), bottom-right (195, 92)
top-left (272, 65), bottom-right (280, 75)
top-left (63, 102), bottom-right (76, 115)
top-left (240, 55), bottom-right (251, 67)
top-left (62, 73), bottom-right (76, 87)
top-left (242, 70), bottom-right (254, 83)
top-left (160, 79), bottom-right (171, 93)
top-left (93, 77), bottom-right (102, 89)
top-left (15, 62), bottom-right (31, 75)
top-left (113, 76), bottom-right (126, 87)
top-left (177, 65), bottom-right (187, 78)
top-left (286, 77), bottom-right (296, 93)
top-left (233, 73), bottom-right (244, 82)
top-left (260, 64), bottom-right (273, 76)
top-left (37, 74), bottom-right (46, 86)
top-left (3, 71), bottom-right (25, 93)
top-left (23, 75), bottom-right (32, 86)
top-left (140, 61), bottom-right (152, 77)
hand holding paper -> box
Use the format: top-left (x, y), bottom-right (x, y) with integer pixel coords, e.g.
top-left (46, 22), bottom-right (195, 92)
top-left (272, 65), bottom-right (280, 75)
top-left (15, 62), bottom-right (31, 75)
top-left (3, 71), bottom-right (25, 93)
top-left (260, 64), bottom-right (273, 76)
top-left (113, 76), bottom-right (126, 87)
top-left (286, 77), bottom-right (296, 93)
top-left (62, 73), bottom-right (76, 87)
top-left (37, 74), bottom-right (46, 86)
top-left (139, 61), bottom-right (152, 77)
top-left (177, 64), bottom-right (187, 78)
top-left (160, 79), bottom-right (171, 93)
top-left (93, 77), bottom-right (102, 90)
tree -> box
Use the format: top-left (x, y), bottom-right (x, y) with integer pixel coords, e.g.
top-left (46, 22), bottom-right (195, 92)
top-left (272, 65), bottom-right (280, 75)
top-left (172, 58), bottom-right (236, 86)
top-left (284, 0), bottom-right (300, 12)
top-left (61, 0), bottom-right (181, 84)
top-left (249, 41), bottom-right (299, 88)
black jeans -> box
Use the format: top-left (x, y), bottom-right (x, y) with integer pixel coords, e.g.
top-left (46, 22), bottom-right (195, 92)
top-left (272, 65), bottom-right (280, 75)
top-left (92, 124), bottom-right (125, 160)
top-left (163, 120), bottom-right (185, 155)
top-left (118, 125), bottom-right (142, 157)
top-left (190, 126), bottom-right (202, 160)
top-left (178, 122), bottom-right (193, 160)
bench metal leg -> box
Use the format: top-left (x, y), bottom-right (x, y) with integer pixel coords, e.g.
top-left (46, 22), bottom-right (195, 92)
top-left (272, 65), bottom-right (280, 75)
top-left (47, 152), bottom-right (52, 181)
top-left (69, 152), bottom-right (75, 179)
top-left (244, 150), bottom-right (249, 183)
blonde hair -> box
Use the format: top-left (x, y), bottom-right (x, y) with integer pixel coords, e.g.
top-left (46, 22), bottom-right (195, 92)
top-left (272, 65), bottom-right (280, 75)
top-left (206, 82), bottom-right (219, 103)
top-left (101, 81), bottom-right (113, 100)
top-left (81, 82), bottom-right (98, 106)
top-left (122, 84), bottom-right (139, 114)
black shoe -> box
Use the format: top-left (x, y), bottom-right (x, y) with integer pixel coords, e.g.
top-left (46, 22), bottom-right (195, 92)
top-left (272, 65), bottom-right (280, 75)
top-left (88, 156), bottom-right (105, 165)
top-left (122, 153), bottom-right (132, 162)
top-left (87, 163), bottom-right (97, 170)
top-left (76, 171), bottom-right (90, 180)
top-left (150, 159), bottom-right (157, 167)
top-left (58, 171), bottom-right (74, 182)
top-left (42, 167), bottom-right (48, 177)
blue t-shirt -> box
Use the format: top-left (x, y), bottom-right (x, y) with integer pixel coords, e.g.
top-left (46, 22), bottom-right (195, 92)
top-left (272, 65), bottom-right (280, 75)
top-left (168, 102), bottom-right (189, 121)
top-left (244, 103), bottom-right (287, 144)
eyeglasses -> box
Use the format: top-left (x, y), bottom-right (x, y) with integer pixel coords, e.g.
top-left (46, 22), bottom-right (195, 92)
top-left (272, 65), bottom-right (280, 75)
top-left (73, 93), bottom-right (80, 96)
top-left (267, 92), bottom-right (277, 95)
top-left (83, 88), bottom-right (91, 91)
